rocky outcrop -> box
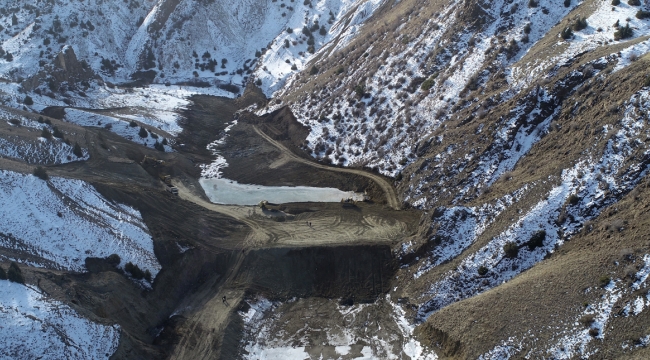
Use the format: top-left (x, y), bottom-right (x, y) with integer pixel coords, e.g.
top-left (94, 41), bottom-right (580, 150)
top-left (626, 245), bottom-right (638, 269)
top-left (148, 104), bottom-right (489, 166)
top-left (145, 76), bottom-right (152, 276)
top-left (22, 45), bottom-right (103, 93)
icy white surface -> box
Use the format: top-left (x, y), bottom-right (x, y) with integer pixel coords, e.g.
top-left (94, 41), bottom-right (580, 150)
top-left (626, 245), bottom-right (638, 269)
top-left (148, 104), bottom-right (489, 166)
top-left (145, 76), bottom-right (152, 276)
top-left (200, 119), bottom-right (238, 179)
top-left (200, 177), bottom-right (364, 205)
top-left (478, 337), bottom-right (523, 360)
top-left (255, 0), bottom-right (385, 96)
top-left (0, 279), bottom-right (120, 359)
top-left (0, 170), bottom-right (161, 277)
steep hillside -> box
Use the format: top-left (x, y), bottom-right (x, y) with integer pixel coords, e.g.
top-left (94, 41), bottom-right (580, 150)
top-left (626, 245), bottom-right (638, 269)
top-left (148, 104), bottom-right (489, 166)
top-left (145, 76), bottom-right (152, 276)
top-left (0, 0), bottom-right (381, 89)
top-left (251, 0), bottom-right (650, 357)
top-left (1, 0), bottom-right (650, 358)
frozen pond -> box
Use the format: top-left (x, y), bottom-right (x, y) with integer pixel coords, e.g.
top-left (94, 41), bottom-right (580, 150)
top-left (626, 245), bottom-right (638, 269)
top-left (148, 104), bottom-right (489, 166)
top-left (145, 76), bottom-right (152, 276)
top-left (199, 178), bottom-right (365, 205)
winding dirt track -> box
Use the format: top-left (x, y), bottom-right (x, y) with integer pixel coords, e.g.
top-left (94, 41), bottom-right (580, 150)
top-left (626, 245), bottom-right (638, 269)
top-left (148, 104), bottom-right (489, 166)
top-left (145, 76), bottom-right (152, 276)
top-left (252, 126), bottom-right (401, 210)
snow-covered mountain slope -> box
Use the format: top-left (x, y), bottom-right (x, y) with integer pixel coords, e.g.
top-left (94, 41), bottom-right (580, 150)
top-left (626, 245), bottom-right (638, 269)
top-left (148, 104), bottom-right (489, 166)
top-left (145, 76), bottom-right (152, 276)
top-left (270, 0), bottom-right (650, 179)
top-left (0, 108), bottom-right (90, 164)
top-left (0, 0), bottom-right (385, 154)
top-left (0, 279), bottom-right (120, 359)
top-left (0, 134), bottom-right (88, 164)
top-left (0, 170), bottom-right (161, 278)
top-left (0, 0), bottom-right (383, 92)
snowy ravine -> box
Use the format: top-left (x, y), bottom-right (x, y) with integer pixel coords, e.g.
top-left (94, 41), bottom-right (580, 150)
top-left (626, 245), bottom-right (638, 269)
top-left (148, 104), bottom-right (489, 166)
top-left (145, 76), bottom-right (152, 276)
top-left (0, 280), bottom-right (120, 359)
top-left (200, 119), bottom-right (238, 179)
top-left (416, 88), bottom-right (650, 321)
top-left (0, 170), bottom-right (161, 277)
top-left (239, 296), bottom-right (438, 359)
top-left (413, 186), bottom-right (528, 279)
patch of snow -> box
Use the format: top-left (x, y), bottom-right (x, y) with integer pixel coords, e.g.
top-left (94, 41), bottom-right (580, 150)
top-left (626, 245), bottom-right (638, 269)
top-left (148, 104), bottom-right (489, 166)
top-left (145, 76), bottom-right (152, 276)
top-left (200, 119), bottom-right (238, 179)
top-left (0, 280), bottom-right (120, 359)
top-left (0, 170), bottom-right (161, 279)
top-left (64, 108), bottom-right (173, 152)
top-left (0, 136), bottom-right (89, 164)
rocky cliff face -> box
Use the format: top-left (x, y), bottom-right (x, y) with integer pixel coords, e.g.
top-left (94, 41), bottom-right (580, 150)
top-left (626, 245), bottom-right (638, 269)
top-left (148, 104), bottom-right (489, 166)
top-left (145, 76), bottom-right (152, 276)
top-left (22, 45), bottom-right (101, 92)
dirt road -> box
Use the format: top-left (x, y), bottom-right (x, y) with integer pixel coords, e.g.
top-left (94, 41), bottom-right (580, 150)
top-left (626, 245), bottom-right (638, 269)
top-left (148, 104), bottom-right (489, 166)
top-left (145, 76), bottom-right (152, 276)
top-left (252, 126), bottom-right (402, 210)
top-left (168, 251), bottom-right (247, 360)
top-left (174, 182), bottom-right (414, 249)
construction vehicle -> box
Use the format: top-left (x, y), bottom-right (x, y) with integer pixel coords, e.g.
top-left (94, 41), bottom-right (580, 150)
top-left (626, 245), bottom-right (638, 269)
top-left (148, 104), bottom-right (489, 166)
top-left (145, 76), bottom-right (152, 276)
top-left (159, 174), bottom-right (172, 186)
top-left (167, 186), bottom-right (179, 195)
top-left (142, 155), bottom-right (165, 167)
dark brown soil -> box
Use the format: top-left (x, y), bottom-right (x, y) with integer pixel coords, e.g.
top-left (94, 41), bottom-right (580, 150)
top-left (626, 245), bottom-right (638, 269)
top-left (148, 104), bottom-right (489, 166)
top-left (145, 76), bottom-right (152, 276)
top-left (0, 86), bottom-right (415, 359)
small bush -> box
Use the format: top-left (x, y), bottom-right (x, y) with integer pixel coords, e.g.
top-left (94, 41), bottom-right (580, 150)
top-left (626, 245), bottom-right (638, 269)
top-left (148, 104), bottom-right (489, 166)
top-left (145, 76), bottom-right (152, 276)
top-left (23, 95), bottom-right (33, 106)
top-left (144, 270), bottom-right (152, 282)
top-left (107, 254), bottom-right (121, 266)
top-left (644, 75), bottom-right (650, 88)
top-left (564, 0), bottom-right (571, 7)
top-left (599, 275), bottom-right (611, 287)
top-left (7, 262), bottom-right (24, 284)
top-left (572, 17), bottom-right (588, 32)
top-left (138, 127), bottom-right (148, 138)
top-left (354, 84), bottom-right (365, 97)
top-left (154, 141), bottom-right (165, 152)
top-left (421, 77), bottom-right (436, 91)
top-left (637, 10), bottom-right (650, 19)
top-left (41, 127), bottom-right (52, 139)
top-left (73, 142), bottom-right (83, 157)
top-left (579, 314), bottom-right (595, 327)
top-left (561, 27), bottom-right (573, 40)
top-left (37, 116), bottom-right (44, 123)
top-left (527, 230), bottom-right (546, 250)
top-left (9, 119), bottom-right (20, 126)
top-left (33, 166), bottom-right (48, 180)
top-left (503, 241), bottom-right (519, 258)
top-left (588, 328), bottom-right (599, 337)
top-left (477, 266), bottom-right (489, 276)
top-left (0, 265), bottom-right (6, 280)
top-left (524, 23), bottom-right (532, 34)
top-left (528, 0), bottom-right (537, 7)
top-left (628, 0), bottom-right (641, 5)
top-left (309, 66), bottom-right (318, 75)
top-left (124, 261), bottom-right (145, 280)
top-left (614, 24), bottom-right (633, 40)
top-left (52, 127), bottom-right (64, 139)
top-left (162, 138), bottom-right (168, 145)
top-left (129, 120), bottom-right (138, 127)
top-left (612, 0), bottom-right (620, 5)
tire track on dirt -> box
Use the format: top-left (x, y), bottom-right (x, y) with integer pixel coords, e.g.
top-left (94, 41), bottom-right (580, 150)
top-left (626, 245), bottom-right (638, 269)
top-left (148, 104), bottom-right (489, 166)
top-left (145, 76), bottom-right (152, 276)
top-left (252, 126), bottom-right (401, 210)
